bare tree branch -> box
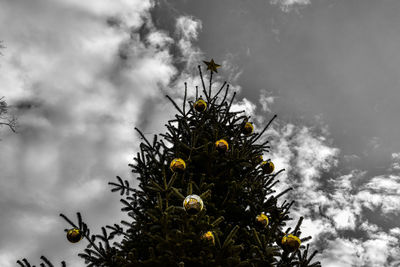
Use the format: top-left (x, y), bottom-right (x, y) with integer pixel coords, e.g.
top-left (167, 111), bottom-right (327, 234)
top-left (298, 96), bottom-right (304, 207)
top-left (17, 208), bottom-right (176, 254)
top-left (0, 97), bottom-right (18, 133)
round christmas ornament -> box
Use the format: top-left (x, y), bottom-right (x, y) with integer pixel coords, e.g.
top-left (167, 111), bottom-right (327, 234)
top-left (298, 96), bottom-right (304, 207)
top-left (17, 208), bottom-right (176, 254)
top-left (170, 158), bottom-right (186, 173)
top-left (256, 213), bottom-right (269, 227)
top-left (194, 98), bottom-right (207, 112)
top-left (215, 139), bottom-right (229, 153)
top-left (242, 122), bottom-right (254, 135)
top-left (201, 231), bottom-right (215, 245)
top-left (281, 234), bottom-right (301, 252)
top-left (260, 160), bottom-right (274, 174)
top-left (66, 228), bottom-right (83, 243)
top-left (183, 194), bottom-right (204, 215)
top-left (254, 155), bottom-right (263, 164)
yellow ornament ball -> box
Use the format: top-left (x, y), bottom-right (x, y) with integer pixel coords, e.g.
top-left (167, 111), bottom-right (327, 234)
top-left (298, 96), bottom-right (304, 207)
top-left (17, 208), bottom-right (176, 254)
top-left (281, 234), bottom-right (301, 252)
top-left (201, 231), bottom-right (215, 245)
top-left (183, 194), bottom-right (204, 215)
top-left (215, 139), bottom-right (229, 153)
top-left (170, 158), bottom-right (186, 173)
top-left (66, 228), bottom-right (83, 243)
top-left (256, 213), bottom-right (269, 227)
top-left (194, 98), bottom-right (207, 112)
top-left (242, 122), bottom-right (254, 135)
top-left (260, 161), bottom-right (274, 174)
top-left (254, 155), bottom-right (263, 164)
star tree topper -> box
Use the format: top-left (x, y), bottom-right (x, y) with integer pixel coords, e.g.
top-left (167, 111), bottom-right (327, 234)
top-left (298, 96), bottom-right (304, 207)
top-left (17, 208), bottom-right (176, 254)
top-left (203, 58), bottom-right (221, 73)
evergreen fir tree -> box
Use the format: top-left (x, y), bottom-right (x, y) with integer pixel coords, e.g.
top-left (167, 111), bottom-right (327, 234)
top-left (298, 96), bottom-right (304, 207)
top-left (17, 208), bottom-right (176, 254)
top-left (18, 59), bottom-right (321, 267)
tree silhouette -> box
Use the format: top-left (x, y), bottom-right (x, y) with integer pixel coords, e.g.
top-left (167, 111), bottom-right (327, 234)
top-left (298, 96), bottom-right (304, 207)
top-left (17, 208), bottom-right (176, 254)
top-left (0, 96), bottom-right (17, 133)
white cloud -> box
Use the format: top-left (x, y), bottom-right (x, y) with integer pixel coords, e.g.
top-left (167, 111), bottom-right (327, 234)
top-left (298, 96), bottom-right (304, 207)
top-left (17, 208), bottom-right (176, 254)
top-left (294, 126), bottom-right (339, 179)
top-left (220, 53), bottom-right (244, 84)
top-left (306, 169), bottom-right (400, 266)
top-left (332, 208), bottom-right (356, 230)
top-left (175, 15), bottom-right (204, 69)
top-left (146, 30), bottom-right (174, 48)
top-left (362, 233), bottom-right (400, 267)
top-left (230, 97), bottom-right (257, 119)
top-left (0, 0), bottom-right (186, 266)
top-left (390, 152), bottom-right (400, 171)
top-left (355, 175), bottom-right (400, 215)
top-left (259, 89), bottom-right (277, 113)
top-left (176, 16), bottom-right (202, 41)
top-left (270, 0), bottom-right (311, 13)
top-left (363, 175), bottom-right (400, 194)
top-left (316, 233), bottom-right (400, 266)
top-left (389, 227), bottom-right (400, 237)
top-left (332, 172), bottom-right (353, 191)
top-left (260, 121), bottom-right (340, 210)
top-left (318, 234), bottom-right (400, 267)
top-left (359, 221), bottom-right (380, 234)
top-left (320, 238), bottom-right (364, 267)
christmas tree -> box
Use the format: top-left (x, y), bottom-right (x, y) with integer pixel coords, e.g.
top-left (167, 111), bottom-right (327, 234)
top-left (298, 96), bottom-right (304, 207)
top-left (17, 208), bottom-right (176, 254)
top-left (18, 59), bottom-right (321, 267)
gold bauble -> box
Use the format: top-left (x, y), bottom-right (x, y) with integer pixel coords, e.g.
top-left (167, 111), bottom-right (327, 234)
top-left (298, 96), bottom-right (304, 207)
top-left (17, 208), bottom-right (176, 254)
top-left (66, 228), bottom-right (83, 243)
top-left (254, 155), bottom-right (263, 164)
top-left (242, 122), bottom-right (254, 135)
top-left (170, 158), bottom-right (186, 173)
top-left (201, 231), bottom-right (215, 245)
top-left (194, 98), bottom-right (207, 112)
top-left (281, 234), bottom-right (301, 252)
top-left (256, 213), bottom-right (269, 227)
top-left (183, 194), bottom-right (204, 215)
top-left (215, 139), bottom-right (229, 153)
top-left (261, 161), bottom-right (274, 174)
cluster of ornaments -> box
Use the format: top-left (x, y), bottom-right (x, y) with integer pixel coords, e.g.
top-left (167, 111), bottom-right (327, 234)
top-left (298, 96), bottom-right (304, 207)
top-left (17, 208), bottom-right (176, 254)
top-left (65, 64), bottom-right (282, 251)
top-left (252, 155), bottom-right (275, 174)
top-left (254, 213), bottom-right (301, 252)
top-left (169, 158), bottom-right (205, 215)
top-left (194, 98), bottom-right (275, 172)
top-left (183, 194), bottom-right (215, 246)
top-left (162, 98), bottom-right (276, 248)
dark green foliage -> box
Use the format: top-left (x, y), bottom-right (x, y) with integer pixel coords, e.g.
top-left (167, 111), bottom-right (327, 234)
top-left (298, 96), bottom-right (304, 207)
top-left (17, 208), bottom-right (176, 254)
top-left (18, 65), bottom-right (321, 267)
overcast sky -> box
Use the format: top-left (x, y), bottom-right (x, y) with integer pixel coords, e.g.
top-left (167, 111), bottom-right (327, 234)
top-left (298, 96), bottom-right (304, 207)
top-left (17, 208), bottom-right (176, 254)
top-left (1, 0), bottom-right (400, 266)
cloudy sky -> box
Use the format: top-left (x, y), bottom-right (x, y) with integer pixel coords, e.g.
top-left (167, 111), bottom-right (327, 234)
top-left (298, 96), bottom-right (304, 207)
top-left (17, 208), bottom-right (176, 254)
top-left (1, 0), bottom-right (400, 266)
